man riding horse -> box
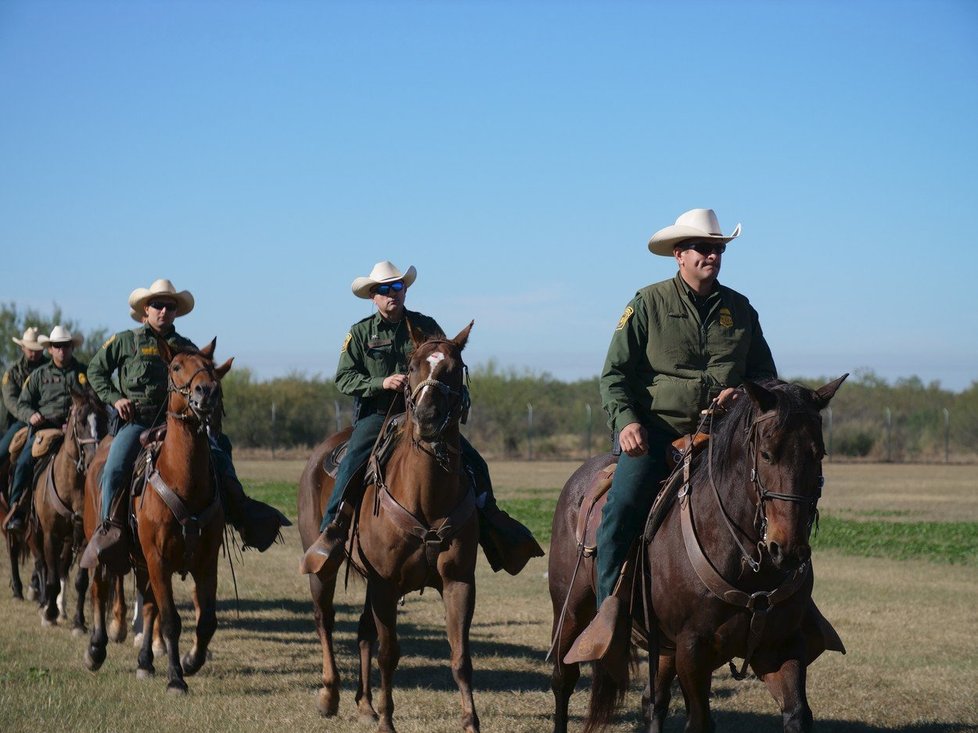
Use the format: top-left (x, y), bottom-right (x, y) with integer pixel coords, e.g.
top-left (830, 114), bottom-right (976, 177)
top-left (4, 326), bottom-right (87, 532)
top-left (0, 327), bottom-right (48, 472)
top-left (300, 260), bottom-right (543, 576)
top-left (565, 208), bottom-right (778, 663)
top-left (81, 279), bottom-right (290, 570)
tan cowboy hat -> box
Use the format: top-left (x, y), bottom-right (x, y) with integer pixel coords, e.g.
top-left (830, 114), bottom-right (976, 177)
top-left (351, 261), bottom-right (417, 299)
top-left (12, 326), bottom-right (44, 351)
top-left (647, 208), bottom-right (742, 257)
top-left (38, 325), bottom-right (83, 348)
top-left (128, 278), bottom-right (195, 322)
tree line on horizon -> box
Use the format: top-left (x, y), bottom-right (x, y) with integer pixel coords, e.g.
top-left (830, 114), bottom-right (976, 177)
top-left (3, 303), bottom-right (976, 462)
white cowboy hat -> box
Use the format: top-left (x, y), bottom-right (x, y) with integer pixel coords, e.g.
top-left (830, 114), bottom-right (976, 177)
top-left (128, 278), bottom-right (195, 322)
top-left (12, 326), bottom-right (44, 351)
top-left (351, 261), bottom-right (417, 299)
top-left (647, 208), bottom-right (742, 257)
top-left (39, 325), bottom-right (83, 348)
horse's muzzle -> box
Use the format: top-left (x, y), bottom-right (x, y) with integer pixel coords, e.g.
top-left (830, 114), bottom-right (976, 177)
top-left (766, 539), bottom-right (811, 570)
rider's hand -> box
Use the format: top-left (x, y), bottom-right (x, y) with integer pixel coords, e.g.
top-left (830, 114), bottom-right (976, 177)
top-left (383, 374), bottom-right (408, 392)
top-left (29, 412), bottom-right (44, 427)
top-left (618, 422), bottom-right (648, 457)
top-left (114, 398), bottom-right (134, 422)
top-left (715, 387), bottom-right (740, 410)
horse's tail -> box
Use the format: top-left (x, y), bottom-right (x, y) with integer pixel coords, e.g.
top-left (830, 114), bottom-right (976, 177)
top-left (582, 658), bottom-right (629, 733)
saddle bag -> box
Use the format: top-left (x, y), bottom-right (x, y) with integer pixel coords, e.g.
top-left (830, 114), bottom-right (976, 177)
top-left (31, 428), bottom-right (65, 458)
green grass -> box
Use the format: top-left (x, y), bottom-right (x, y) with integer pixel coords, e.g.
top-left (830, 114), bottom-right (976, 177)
top-left (243, 480), bottom-right (298, 519)
top-left (813, 515), bottom-right (978, 565)
top-left (498, 497), bottom-right (559, 544)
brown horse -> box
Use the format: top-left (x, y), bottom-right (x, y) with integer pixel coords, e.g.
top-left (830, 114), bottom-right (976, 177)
top-left (298, 322), bottom-right (481, 733)
top-left (1, 453), bottom-right (32, 600)
top-left (83, 338), bottom-right (231, 694)
top-left (30, 386), bottom-right (107, 629)
top-left (548, 377), bottom-right (847, 733)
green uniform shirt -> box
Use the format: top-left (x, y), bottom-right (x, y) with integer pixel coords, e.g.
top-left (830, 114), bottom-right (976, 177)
top-left (600, 272), bottom-right (777, 437)
top-left (2, 353), bottom-right (49, 419)
top-left (16, 357), bottom-right (88, 426)
top-left (335, 309), bottom-right (442, 416)
top-left (87, 324), bottom-right (197, 426)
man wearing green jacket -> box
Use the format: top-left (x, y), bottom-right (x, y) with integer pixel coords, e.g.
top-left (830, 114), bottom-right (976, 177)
top-left (0, 327), bottom-right (48, 468)
top-left (81, 279), bottom-right (289, 572)
top-left (300, 260), bottom-right (543, 576)
top-left (566, 208), bottom-right (777, 663)
top-left (4, 326), bottom-right (86, 531)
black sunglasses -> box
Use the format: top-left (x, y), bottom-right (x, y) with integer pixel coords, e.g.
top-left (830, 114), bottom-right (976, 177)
top-left (373, 281), bottom-right (405, 296)
top-left (682, 242), bottom-right (726, 256)
top-left (148, 300), bottom-right (178, 311)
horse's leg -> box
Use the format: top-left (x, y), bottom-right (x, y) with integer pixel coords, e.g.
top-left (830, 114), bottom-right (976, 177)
top-left (182, 567), bottom-right (217, 676)
top-left (754, 639), bottom-right (813, 733)
top-left (150, 567), bottom-right (187, 694)
top-left (40, 531), bottom-right (60, 626)
top-left (307, 570), bottom-right (343, 717)
top-left (108, 572), bottom-right (128, 643)
top-left (549, 598), bottom-right (591, 733)
top-left (443, 577), bottom-right (480, 733)
top-left (644, 653), bottom-right (676, 733)
top-left (135, 571), bottom-right (158, 678)
top-left (356, 593), bottom-right (379, 723)
top-left (369, 582), bottom-right (401, 733)
top-left (57, 540), bottom-right (72, 622)
top-left (84, 566), bottom-right (111, 671)
top-left (673, 635), bottom-right (716, 733)
top-left (8, 534), bottom-right (24, 599)
top-left (72, 566), bottom-right (89, 635)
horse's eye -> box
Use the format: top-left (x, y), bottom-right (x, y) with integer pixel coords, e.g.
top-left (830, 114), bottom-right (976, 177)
top-left (760, 451), bottom-right (772, 463)
top-left (172, 365), bottom-right (181, 372)
top-left (409, 364), bottom-right (416, 373)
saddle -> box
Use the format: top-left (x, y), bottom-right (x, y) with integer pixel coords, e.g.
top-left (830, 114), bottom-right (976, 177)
top-left (31, 428), bottom-right (64, 459)
top-left (321, 415), bottom-right (403, 481)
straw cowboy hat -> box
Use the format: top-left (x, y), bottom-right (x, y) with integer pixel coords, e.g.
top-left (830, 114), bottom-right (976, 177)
top-left (647, 208), bottom-right (742, 257)
top-left (128, 279), bottom-right (195, 322)
top-left (39, 325), bottom-right (83, 348)
top-left (351, 261), bottom-right (417, 299)
top-left (12, 327), bottom-right (44, 351)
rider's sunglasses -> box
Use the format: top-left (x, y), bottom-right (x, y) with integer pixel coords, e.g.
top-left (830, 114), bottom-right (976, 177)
top-left (148, 301), bottom-right (177, 311)
top-left (682, 242), bottom-right (726, 256)
top-left (372, 281), bottom-right (405, 296)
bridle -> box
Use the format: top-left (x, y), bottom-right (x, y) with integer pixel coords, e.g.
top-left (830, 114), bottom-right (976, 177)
top-left (67, 400), bottom-right (102, 473)
top-left (167, 360), bottom-right (220, 431)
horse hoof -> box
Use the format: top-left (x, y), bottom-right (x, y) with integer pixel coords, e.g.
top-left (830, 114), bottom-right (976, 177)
top-left (72, 626), bottom-right (87, 637)
top-left (84, 647), bottom-right (106, 672)
top-left (11, 589), bottom-right (23, 601)
top-left (39, 610), bottom-right (56, 627)
top-left (359, 711), bottom-right (380, 725)
top-left (167, 681), bottom-right (188, 695)
top-left (136, 667), bottom-right (155, 680)
top-left (181, 654), bottom-right (203, 677)
top-left (108, 619), bottom-right (127, 644)
top-left (26, 587), bottom-right (37, 602)
top-left (316, 688), bottom-right (339, 717)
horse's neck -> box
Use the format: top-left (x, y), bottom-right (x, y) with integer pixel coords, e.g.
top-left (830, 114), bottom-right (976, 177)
top-left (52, 428), bottom-right (84, 499)
top-left (388, 426), bottom-right (463, 517)
top-left (157, 419), bottom-right (212, 497)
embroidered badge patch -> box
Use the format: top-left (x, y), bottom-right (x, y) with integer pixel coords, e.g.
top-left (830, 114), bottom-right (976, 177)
top-left (341, 333), bottom-right (352, 353)
top-left (141, 347), bottom-right (158, 356)
top-left (616, 306), bottom-right (634, 331)
top-left (78, 373), bottom-right (87, 385)
top-left (719, 307), bottom-right (733, 328)
top-left (101, 334), bottom-right (116, 349)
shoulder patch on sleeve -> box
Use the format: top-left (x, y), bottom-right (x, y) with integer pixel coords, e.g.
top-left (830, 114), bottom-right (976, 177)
top-left (78, 373), bottom-right (88, 385)
top-left (341, 333), bottom-right (352, 353)
top-left (2, 372), bottom-right (7, 386)
top-left (101, 334), bottom-right (117, 349)
top-left (615, 306), bottom-right (635, 331)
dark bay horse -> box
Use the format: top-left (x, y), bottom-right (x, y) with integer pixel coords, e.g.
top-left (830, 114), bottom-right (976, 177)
top-left (84, 338), bottom-right (232, 694)
top-left (1, 453), bottom-right (31, 600)
top-left (549, 377), bottom-right (847, 733)
top-left (298, 322), bottom-right (481, 733)
top-left (30, 386), bottom-right (107, 629)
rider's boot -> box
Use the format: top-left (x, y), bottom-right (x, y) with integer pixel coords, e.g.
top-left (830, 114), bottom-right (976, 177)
top-left (562, 595), bottom-right (631, 682)
top-left (300, 503), bottom-right (354, 576)
top-left (80, 494), bottom-right (130, 574)
top-left (221, 471), bottom-right (292, 552)
top-left (476, 490), bottom-right (544, 576)
top-left (3, 499), bottom-right (26, 534)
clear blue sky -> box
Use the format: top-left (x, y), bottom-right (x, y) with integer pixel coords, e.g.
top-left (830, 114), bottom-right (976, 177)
top-left (2, 0), bottom-right (976, 391)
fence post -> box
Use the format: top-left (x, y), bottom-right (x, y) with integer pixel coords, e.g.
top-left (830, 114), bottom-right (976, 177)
top-left (270, 402), bottom-right (277, 459)
top-left (884, 407), bottom-right (892, 462)
top-left (826, 406), bottom-right (833, 463)
top-left (334, 400), bottom-right (342, 432)
top-left (527, 403), bottom-right (533, 461)
top-left (944, 407), bottom-right (950, 464)
top-left (585, 403), bottom-right (593, 460)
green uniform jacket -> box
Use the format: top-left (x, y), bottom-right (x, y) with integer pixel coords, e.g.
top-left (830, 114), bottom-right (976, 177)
top-left (87, 324), bottom-right (197, 426)
top-left (600, 272), bottom-right (777, 437)
top-left (3, 353), bottom-right (50, 419)
top-left (335, 309), bottom-right (442, 416)
top-left (15, 357), bottom-right (88, 426)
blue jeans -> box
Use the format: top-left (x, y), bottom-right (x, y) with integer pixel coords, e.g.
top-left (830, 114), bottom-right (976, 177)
top-left (595, 431), bottom-right (671, 604)
top-left (9, 429), bottom-right (37, 505)
top-left (0, 420), bottom-right (27, 465)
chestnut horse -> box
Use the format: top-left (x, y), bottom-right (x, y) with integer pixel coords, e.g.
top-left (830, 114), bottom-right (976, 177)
top-left (84, 338), bottom-right (231, 694)
top-left (298, 322), bottom-right (481, 733)
top-left (30, 386), bottom-right (107, 629)
top-left (548, 377), bottom-right (847, 733)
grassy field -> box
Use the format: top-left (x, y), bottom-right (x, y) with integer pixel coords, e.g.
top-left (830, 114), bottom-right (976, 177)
top-left (1, 461), bottom-right (976, 732)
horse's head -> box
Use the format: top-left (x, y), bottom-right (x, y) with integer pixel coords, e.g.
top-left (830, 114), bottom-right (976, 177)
top-left (737, 375), bottom-right (848, 571)
top-left (404, 320), bottom-right (473, 442)
top-left (67, 383), bottom-right (108, 468)
top-left (158, 337), bottom-right (233, 426)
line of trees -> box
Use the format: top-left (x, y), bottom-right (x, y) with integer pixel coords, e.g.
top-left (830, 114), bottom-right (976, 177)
top-left (3, 304), bottom-right (976, 462)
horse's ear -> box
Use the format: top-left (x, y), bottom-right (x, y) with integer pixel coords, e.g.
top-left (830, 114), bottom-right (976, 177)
top-left (157, 336), bottom-right (175, 364)
top-left (215, 357), bottom-right (234, 379)
top-left (812, 373), bottom-right (848, 410)
top-left (452, 320), bottom-right (474, 352)
top-left (199, 338), bottom-right (217, 360)
top-left (407, 319), bottom-right (426, 349)
top-left (743, 381), bottom-right (778, 414)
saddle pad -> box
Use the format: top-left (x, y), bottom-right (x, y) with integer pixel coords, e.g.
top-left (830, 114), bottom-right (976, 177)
top-left (31, 428), bottom-right (65, 458)
top-left (575, 463), bottom-right (617, 550)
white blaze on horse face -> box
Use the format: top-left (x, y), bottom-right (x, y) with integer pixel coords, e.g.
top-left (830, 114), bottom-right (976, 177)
top-left (426, 352), bottom-right (445, 369)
